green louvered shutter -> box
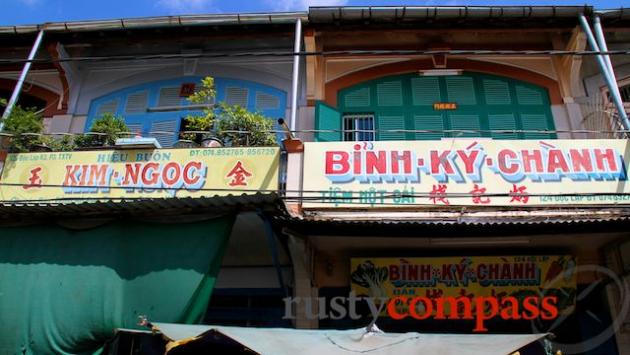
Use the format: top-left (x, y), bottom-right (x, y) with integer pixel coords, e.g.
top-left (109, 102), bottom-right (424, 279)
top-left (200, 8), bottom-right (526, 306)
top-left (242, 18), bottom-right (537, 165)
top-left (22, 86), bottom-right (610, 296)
top-left (344, 87), bottom-right (370, 108)
top-left (414, 114), bottom-right (444, 140)
top-left (377, 81), bottom-right (403, 106)
top-left (315, 102), bottom-right (342, 142)
top-left (449, 114), bottom-right (482, 138)
top-left (521, 113), bottom-right (553, 139)
top-left (411, 77), bottom-right (441, 106)
top-left (377, 115), bottom-right (405, 140)
top-left (488, 114), bottom-right (518, 139)
top-left (445, 76), bottom-right (476, 105)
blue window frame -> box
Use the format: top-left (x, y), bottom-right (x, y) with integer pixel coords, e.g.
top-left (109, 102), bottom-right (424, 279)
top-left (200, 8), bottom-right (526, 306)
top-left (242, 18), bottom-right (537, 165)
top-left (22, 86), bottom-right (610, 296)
top-left (86, 76), bottom-right (287, 147)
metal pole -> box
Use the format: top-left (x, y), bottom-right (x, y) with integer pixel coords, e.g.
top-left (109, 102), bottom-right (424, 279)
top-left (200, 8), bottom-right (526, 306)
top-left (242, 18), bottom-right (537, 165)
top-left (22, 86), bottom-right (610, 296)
top-left (578, 15), bottom-right (630, 131)
top-left (593, 15), bottom-right (624, 108)
top-left (289, 19), bottom-right (302, 132)
top-left (1, 30), bottom-right (45, 128)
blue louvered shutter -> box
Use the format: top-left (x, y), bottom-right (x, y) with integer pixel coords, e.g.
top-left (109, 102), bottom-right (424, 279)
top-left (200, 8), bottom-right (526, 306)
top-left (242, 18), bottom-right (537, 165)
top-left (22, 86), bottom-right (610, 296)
top-left (488, 114), bottom-right (518, 139)
top-left (316, 102), bottom-right (342, 142)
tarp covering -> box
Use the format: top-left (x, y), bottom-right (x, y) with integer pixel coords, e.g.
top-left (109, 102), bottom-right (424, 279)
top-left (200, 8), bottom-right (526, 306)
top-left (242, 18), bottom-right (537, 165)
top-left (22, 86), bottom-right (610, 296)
top-left (154, 323), bottom-right (550, 355)
top-left (0, 217), bottom-right (234, 354)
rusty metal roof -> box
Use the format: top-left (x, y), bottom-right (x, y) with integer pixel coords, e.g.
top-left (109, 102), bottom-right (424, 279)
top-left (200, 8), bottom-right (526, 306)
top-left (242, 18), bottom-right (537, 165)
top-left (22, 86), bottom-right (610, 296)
top-left (0, 193), bottom-right (285, 220)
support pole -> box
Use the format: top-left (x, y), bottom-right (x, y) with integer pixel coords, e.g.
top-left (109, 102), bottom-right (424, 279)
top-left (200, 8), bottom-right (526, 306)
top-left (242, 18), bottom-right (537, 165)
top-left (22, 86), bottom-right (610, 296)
top-left (259, 211), bottom-right (289, 298)
top-left (593, 15), bottom-right (625, 112)
top-left (289, 19), bottom-right (302, 133)
top-left (578, 15), bottom-right (630, 132)
top-left (1, 30), bottom-right (45, 129)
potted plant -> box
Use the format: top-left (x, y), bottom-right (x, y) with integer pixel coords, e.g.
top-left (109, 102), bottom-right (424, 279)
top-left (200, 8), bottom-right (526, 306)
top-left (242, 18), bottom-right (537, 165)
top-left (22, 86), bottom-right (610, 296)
top-left (181, 76), bottom-right (276, 147)
top-left (74, 113), bottom-right (129, 149)
top-left (215, 103), bottom-right (276, 147)
top-left (0, 98), bottom-right (46, 153)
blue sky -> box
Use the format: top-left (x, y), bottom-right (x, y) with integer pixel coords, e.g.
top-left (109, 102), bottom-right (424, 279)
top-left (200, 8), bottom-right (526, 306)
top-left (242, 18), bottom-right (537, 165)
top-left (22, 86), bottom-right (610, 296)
top-left (1, 0), bottom-right (625, 26)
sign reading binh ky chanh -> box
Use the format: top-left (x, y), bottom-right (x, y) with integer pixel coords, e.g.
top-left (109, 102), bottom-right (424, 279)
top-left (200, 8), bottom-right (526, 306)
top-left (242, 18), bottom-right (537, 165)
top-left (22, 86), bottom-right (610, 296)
top-left (351, 256), bottom-right (577, 330)
top-left (0, 147), bottom-right (279, 202)
top-left (302, 139), bottom-right (630, 208)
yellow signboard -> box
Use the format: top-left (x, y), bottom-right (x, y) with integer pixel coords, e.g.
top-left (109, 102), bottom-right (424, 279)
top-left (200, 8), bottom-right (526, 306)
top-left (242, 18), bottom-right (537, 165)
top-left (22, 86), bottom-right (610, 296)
top-left (303, 139), bottom-right (630, 207)
top-left (0, 147), bottom-right (279, 202)
top-left (351, 256), bottom-right (577, 315)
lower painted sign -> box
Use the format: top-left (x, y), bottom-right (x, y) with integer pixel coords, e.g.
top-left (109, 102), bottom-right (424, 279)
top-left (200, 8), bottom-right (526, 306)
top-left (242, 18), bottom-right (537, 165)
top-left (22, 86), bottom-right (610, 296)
top-left (351, 256), bottom-right (577, 316)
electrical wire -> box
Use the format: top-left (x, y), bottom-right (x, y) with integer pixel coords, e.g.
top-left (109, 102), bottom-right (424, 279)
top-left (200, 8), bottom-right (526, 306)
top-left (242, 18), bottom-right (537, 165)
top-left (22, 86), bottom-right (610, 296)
top-left (0, 128), bottom-right (628, 138)
top-left (1, 49), bottom-right (630, 66)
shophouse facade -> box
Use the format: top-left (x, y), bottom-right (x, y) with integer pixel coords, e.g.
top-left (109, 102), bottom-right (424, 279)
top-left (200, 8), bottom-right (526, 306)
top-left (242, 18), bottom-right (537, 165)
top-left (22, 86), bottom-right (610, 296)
top-left (1, 5), bottom-right (630, 355)
top-left (281, 6), bottom-right (630, 355)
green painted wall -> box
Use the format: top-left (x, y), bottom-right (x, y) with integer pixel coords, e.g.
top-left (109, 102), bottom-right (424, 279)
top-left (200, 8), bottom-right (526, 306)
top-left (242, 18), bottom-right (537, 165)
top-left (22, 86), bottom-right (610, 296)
top-left (316, 72), bottom-right (556, 142)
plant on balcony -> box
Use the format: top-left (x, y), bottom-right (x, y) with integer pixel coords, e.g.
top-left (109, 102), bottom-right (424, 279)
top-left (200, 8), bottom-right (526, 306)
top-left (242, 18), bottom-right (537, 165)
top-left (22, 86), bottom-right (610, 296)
top-left (182, 76), bottom-right (276, 147)
top-left (179, 77), bottom-right (216, 146)
top-left (215, 104), bottom-right (276, 147)
top-left (74, 113), bottom-right (129, 149)
top-left (0, 98), bottom-right (45, 153)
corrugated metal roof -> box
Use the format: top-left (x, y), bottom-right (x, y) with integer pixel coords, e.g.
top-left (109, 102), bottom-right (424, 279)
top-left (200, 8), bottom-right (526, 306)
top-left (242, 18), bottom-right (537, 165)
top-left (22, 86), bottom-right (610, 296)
top-left (299, 208), bottom-right (630, 225)
top-left (0, 193), bottom-right (285, 219)
top-left (0, 12), bottom-right (307, 35)
top-left (308, 6), bottom-right (593, 26)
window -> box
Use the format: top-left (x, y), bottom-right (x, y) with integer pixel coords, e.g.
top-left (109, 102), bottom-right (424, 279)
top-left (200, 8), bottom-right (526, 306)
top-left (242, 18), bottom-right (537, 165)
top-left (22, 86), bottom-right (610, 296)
top-left (343, 114), bottom-right (375, 141)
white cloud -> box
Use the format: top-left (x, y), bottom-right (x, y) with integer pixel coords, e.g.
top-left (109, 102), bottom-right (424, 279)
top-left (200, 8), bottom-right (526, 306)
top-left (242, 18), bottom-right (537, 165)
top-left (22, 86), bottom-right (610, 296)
top-left (267, 0), bottom-right (349, 12)
top-left (156, 0), bottom-right (215, 12)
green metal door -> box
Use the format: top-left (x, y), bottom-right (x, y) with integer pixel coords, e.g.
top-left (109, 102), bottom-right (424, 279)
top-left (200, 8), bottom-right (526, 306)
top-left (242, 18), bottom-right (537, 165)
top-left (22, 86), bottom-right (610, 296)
top-left (315, 72), bottom-right (556, 141)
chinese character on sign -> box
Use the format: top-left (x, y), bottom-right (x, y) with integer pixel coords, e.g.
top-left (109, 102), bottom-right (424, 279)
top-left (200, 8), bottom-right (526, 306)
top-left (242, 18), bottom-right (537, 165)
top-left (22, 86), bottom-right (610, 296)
top-left (429, 184), bottom-right (450, 205)
top-left (226, 161), bottom-right (252, 187)
top-left (470, 184), bottom-right (490, 204)
top-left (509, 184), bottom-right (529, 204)
top-left (23, 167), bottom-right (43, 189)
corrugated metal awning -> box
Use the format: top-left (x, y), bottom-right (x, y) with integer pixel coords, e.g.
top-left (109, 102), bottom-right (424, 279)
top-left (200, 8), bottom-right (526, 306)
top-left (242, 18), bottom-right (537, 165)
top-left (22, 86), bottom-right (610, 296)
top-left (151, 323), bottom-right (551, 355)
top-left (0, 193), bottom-right (286, 220)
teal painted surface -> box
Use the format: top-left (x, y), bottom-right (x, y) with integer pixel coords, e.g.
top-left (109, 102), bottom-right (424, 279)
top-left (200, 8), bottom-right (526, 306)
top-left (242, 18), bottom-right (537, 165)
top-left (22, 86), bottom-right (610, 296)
top-left (315, 72), bottom-right (556, 141)
top-left (0, 217), bottom-right (233, 354)
top-left (315, 101), bottom-right (342, 142)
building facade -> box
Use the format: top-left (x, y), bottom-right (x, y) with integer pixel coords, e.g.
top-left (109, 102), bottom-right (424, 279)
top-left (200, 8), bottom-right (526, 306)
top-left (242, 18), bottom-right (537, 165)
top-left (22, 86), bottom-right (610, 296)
top-left (1, 5), bottom-right (630, 355)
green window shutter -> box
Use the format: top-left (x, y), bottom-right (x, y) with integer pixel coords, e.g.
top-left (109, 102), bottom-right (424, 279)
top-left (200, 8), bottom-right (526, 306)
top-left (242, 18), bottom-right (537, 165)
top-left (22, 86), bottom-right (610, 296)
top-left (377, 81), bottom-right (403, 106)
top-left (449, 114), bottom-right (481, 138)
top-left (521, 113), bottom-right (552, 139)
top-left (315, 102), bottom-right (342, 142)
top-left (483, 79), bottom-right (512, 105)
top-left (411, 77), bottom-right (441, 106)
top-left (488, 113), bottom-right (518, 139)
top-left (446, 77), bottom-right (476, 105)
top-left (377, 115), bottom-right (405, 140)
top-left (414, 114), bottom-right (444, 140)
top-left (344, 87), bottom-right (370, 107)
top-left (515, 85), bottom-right (544, 105)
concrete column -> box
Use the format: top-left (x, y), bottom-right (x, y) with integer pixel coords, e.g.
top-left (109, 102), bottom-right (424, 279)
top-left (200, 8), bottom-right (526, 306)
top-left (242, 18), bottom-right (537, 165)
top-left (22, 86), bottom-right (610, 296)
top-left (286, 234), bottom-right (318, 329)
top-left (604, 245), bottom-right (630, 355)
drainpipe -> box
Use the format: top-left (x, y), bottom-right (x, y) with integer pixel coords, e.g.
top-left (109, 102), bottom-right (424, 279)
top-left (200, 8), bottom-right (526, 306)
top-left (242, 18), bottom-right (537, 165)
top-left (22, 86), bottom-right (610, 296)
top-left (592, 15), bottom-right (626, 113)
top-left (578, 15), bottom-right (630, 132)
top-left (289, 19), bottom-right (302, 133)
top-left (0, 29), bottom-right (45, 129)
